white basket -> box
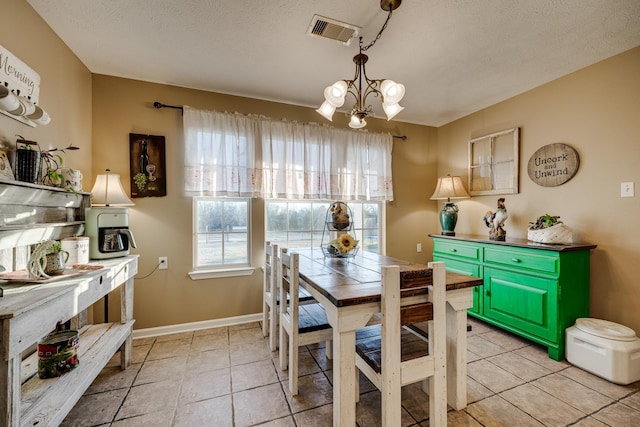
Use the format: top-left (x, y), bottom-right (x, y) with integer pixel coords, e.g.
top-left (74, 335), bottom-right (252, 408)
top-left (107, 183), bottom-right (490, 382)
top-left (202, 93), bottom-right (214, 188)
top-left (527, 223), bottom-right (573, 244)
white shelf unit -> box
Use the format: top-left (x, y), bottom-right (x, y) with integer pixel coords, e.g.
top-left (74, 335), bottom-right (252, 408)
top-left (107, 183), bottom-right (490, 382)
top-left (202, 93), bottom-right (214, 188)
top-left (0, 179), bottom-right (137, 426)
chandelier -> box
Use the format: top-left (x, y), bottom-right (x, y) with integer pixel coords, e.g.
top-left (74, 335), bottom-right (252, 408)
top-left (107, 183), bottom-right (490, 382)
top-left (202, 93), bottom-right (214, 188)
top-left (316, 0), bottom-right (405, 129)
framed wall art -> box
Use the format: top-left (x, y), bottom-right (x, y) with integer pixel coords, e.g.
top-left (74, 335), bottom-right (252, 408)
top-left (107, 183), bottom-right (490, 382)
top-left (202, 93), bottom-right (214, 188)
top-left (468, 127), bottom-right (519, 196)
top-left (129, 133), bottom-right (166, 198)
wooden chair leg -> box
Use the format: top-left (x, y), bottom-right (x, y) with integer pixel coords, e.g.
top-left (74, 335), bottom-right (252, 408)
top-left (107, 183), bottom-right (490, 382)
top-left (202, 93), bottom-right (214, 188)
top-left (381, 382), bottom-right (402, 426)
top-left (268, 308), bottom-right (278, 351)
top-left (289, 334), bottom-right (299, 395)
top-left (262, 303), bottom-right (269, 338)
top-left (279, 323), bottom-right (288, 371)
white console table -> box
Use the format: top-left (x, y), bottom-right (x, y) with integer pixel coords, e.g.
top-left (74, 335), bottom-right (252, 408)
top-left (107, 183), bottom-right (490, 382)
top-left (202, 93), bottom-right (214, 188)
top-left (0, 255), bottom-right (137, 426)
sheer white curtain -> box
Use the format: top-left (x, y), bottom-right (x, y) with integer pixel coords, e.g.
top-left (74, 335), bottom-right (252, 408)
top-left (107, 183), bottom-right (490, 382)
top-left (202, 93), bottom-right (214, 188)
top-left (184, 107), bottom-right (261, 197)
top-left (184, 106), bottom-right (394, 200)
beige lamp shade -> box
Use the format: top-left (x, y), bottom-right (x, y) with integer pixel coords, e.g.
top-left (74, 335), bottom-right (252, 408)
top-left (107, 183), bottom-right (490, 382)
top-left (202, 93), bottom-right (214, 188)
top-left (91, 169), bottom-right (134, 206)
top-left (430, 175), bottom-right (470, 201)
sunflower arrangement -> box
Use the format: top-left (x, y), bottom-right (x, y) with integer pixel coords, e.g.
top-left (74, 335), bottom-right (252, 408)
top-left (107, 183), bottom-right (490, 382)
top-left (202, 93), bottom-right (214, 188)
top-left (329, 233), bottom-right (359, 256)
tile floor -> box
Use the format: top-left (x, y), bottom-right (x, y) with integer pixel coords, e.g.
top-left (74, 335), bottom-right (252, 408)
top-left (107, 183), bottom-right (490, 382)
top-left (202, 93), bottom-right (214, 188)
top-left (61, 317), bottom-right (640, 426)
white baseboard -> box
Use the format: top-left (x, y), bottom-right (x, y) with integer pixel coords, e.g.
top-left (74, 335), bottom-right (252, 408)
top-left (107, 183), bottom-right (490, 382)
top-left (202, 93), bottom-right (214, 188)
top-left (132, 313), bottom-right (263, 340)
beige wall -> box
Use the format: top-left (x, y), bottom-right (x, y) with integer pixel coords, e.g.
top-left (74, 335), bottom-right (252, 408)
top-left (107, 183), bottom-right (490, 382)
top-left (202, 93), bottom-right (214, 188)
top-left (0, 0), bottom-right (92, 177)
top-left (437, 46), bottom-right (640, 334)
top-left (91, 75), bottom-right (438, 329)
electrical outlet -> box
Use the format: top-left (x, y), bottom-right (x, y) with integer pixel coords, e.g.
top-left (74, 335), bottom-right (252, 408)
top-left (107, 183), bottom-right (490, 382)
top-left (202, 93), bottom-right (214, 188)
top-left (621, 182), bottom-right (634, 197)
top-left (417, 243), bottom-right (422, 253)
top-left (159, 256), bottom-right (168, 269)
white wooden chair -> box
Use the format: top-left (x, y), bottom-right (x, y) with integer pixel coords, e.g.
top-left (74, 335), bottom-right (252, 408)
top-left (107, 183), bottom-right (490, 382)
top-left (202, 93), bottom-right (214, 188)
top-left (261, 241), bottom-right (279, 351)
top-left (262, 243), bottom-right (315, 352)
top-left (278, 250), bottom-right (333, 395)
top-left (355, 262), bottom-right (447, 426)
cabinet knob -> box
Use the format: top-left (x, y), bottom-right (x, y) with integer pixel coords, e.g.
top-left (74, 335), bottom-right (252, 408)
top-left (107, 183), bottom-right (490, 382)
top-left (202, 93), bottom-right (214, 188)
top-left (485, 290), bottom-right (491, 296)
top-left (511, 258), bottom-right (521, 263)
top-left (451, 249), bottom-right (457, 252)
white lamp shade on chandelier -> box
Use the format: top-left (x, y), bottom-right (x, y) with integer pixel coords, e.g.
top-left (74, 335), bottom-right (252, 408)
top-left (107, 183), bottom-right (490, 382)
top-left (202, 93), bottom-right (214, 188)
top-left (91, 169), bottom-right (134, 206)
top-left (324, 81), bottom-right (348, 107)
top-left (349, 114), bottom-right (367, 129)
top-left (380, 80), bottom-right (405, 105)
top-left (382, 102), bottom-right (404, 121)
top-left (316, 100), bottom-right (337, 121)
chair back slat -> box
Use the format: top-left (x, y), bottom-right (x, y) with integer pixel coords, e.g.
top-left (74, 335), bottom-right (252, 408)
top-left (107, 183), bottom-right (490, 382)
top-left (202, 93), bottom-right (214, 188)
top-left (399, 268), bottom-right (433, 290)
top-left (400, 302), bottom-right (433, 326)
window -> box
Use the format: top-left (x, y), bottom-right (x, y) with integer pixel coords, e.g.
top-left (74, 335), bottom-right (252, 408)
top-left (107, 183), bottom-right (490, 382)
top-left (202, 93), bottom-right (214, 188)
top-left (468, 127), bottom-right (519, 196)
top-left (193, 197), bottom-right (250, 270)
top-left (265, 200), bottom-right (383, 253)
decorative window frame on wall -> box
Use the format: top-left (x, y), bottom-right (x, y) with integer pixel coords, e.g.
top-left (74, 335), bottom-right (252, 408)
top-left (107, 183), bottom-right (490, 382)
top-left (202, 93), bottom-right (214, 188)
top-left (468, 127), bottom-right (520, 196)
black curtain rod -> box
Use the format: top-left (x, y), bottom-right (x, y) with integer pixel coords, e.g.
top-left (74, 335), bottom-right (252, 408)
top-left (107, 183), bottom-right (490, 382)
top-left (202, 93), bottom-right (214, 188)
top-left (152, 101), bottom-right (407, 140)
top-left (153, 102), bottom-right (183, 111)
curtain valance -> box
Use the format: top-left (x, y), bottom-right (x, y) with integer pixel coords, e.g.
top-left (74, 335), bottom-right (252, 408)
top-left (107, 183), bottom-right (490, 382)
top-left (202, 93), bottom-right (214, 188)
top-left (183, 106), bottom-right (394, 200)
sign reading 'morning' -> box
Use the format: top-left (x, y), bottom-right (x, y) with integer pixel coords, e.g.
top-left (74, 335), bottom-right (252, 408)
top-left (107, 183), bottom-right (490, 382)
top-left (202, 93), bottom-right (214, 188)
top-left (0, 44), bottom-right (40, 101)
top-left (527, 143), bottom-right (580, 187)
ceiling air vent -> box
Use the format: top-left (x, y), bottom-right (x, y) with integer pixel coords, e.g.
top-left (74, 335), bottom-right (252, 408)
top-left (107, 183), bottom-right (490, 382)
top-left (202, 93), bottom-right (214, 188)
top-left (307, 15), bottom-right (359, 45)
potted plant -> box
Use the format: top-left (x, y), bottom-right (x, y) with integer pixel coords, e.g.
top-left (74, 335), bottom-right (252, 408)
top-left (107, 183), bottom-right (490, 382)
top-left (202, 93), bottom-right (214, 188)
top-left (527, 214), bottom-right (573, 244)
top-left (14, 135), bottom-right (41, 183)
top-left (14, 135), bottom-right (80, 189)
top-left (40, 145), bottom-right (80, 189)
top-left (27, 240), bottom-right (69, 278)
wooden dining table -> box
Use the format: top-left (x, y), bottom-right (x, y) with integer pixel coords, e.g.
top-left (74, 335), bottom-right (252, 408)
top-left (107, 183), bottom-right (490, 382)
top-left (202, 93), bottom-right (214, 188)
top-left (293, 247), bottom-right (483, 426)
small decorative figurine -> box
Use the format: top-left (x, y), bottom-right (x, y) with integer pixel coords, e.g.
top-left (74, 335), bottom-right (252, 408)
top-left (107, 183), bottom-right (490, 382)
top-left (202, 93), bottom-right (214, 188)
top-left (483, 198), bottom-right (508, 241)
top-left (329, 201), bottom-right (350, 230)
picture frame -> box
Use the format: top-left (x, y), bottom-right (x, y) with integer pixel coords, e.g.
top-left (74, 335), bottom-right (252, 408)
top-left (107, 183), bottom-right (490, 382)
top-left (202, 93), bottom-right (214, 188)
top-left (0, 150), bottom-right (15, 180)
top-left (468, 127), bottom-right (519, 196)
top-left (129, 133), bottom-right (166, 198)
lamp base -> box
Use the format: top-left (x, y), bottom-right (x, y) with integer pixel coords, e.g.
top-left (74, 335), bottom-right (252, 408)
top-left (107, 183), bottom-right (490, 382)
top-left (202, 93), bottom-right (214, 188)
top-left (439, 202), bottom-right (459, 236)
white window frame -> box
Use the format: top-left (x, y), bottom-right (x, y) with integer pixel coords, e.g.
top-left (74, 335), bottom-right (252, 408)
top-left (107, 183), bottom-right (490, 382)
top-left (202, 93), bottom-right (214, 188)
top-left (189, 197), bottom-right (254, 280)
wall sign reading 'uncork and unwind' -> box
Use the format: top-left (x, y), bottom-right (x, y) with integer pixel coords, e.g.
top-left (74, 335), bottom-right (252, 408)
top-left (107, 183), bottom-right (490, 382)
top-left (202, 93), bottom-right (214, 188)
top-left (527, 143), bottom-right (580, 187)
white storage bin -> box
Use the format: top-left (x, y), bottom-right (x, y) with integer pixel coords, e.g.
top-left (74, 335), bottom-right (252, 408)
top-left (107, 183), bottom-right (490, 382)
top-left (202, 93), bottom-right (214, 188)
top-left (566, 318), bottom-right (640, 385)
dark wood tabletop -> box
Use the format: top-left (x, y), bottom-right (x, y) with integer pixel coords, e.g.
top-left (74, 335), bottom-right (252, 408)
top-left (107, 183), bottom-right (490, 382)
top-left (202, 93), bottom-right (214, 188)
top-left (293, 247), bottom-right (483, 308)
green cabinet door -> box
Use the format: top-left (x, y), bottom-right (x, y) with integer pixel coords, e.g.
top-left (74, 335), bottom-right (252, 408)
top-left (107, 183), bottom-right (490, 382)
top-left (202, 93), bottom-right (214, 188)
top-left (483, 267), bottom-right (558, 342)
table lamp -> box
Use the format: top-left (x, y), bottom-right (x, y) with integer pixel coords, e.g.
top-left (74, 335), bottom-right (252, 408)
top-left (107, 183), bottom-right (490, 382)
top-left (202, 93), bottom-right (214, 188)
top-left (90, 169), bottom-right (134, 207)
top-left (430, 174), bottom-right (470, 236)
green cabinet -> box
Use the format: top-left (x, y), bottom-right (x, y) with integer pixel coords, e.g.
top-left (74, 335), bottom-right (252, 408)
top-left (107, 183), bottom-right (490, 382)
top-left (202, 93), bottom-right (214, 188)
top-left (431, 234), bottom-right (596, 360)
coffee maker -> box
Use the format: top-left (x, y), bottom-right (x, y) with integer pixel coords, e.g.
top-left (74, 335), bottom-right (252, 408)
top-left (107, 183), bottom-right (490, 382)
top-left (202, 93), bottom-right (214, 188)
top-left (85, 207), bottom-right (137, 259)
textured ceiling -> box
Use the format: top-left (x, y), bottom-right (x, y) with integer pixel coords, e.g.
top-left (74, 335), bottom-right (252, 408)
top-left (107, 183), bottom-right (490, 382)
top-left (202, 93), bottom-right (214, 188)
top-left (27, 0), bottom-right (640, 127)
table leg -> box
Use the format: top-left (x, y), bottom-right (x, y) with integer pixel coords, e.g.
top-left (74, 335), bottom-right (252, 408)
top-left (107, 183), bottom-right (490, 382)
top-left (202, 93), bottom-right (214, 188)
top-left (120, 276), bottom-right (134, 369)
top-left (446, 300), bottom-right (468, 410)
top-left (332, 328), bottom-right (357, 427)
top-left (0, 355), bottom-right (20, 426)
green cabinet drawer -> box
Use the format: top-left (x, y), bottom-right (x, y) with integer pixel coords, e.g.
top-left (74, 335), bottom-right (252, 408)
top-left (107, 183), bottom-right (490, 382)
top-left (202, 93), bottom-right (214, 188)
top-left (434, 256), bottom-right (480, 277)
top-left (434, 255), bottom-right (482, 314)
top-left (433, 240), bottom-right (481, 261)
top-left (483, 267), bottom-right (558, 341)
top-left (484, 246), bottom-right (558, 275)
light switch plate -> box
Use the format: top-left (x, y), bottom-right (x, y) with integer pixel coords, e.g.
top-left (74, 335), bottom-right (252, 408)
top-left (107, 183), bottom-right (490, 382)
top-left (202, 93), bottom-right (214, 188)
top-left (621, 182), bottom-right (634, 197)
